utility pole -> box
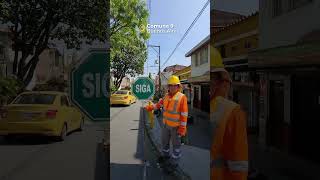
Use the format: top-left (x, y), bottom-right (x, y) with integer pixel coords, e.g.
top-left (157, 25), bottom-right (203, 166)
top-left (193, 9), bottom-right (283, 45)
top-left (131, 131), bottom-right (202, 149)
top-left (147, 45), bottom-right (160, 91)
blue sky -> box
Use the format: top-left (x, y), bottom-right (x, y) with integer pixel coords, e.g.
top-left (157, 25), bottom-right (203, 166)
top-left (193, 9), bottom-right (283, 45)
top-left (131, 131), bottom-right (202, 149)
top-left (144, 0), bottom-right (210, 77)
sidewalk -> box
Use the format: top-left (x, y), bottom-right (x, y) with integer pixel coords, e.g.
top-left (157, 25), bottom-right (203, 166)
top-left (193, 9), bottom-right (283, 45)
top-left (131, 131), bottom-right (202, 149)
top-left (249, 136), bottom-right (320, 180)
top-left (144, 104), bottom-right (210, 180)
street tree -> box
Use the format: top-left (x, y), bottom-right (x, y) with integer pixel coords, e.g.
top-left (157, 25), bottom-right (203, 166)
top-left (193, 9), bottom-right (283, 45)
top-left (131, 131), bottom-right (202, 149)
top-left (111, 30), bottom-right (147, 89)
top-left (110, 0), bottom-right (149, 89)
top-left (0, 0), bottom-right (109, 87)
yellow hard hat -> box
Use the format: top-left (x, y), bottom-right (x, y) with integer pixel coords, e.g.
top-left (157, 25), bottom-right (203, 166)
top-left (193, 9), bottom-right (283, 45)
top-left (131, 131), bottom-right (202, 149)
top-left (210, 43), bottom-right (227, 73)
top-left (168, 75), bottom-right (180, 85)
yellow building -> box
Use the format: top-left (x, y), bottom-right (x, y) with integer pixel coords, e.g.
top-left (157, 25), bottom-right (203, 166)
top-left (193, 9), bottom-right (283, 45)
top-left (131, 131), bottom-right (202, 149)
top-left (173, 66), bottom-right (191, 104)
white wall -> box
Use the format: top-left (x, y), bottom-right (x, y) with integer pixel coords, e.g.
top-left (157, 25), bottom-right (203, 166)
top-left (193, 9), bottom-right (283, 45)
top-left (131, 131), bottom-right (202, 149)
top-left (259, 0), bottom-right (320, 49)
top-left (191, 44), bottom-right (210, 77)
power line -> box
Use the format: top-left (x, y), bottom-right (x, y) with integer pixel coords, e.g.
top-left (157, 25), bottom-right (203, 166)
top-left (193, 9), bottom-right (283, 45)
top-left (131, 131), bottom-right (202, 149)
top-left (161, 0), bottom-right (209, 68)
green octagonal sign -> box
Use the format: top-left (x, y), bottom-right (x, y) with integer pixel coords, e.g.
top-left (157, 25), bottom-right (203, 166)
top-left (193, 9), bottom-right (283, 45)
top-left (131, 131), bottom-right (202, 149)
top-left (132, 77), bottom-right (155, 100)
top-left (70, 49), bottom-right (109, 121)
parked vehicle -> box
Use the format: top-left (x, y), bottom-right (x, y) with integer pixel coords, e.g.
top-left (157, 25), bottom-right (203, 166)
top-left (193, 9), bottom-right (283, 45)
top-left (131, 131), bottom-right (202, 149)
top-left (0, 91), bottom-right (84, 141)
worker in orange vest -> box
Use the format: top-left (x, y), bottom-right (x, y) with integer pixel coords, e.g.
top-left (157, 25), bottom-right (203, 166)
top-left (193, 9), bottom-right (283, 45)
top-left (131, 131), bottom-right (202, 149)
top-left (210, 46), bottom-right (248, 180)
top-left (145, 75), bottom-right (188, 162)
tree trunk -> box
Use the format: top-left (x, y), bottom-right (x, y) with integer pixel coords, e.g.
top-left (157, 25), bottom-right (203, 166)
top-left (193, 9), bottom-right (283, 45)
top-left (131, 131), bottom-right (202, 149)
top-left (13, 50), bottom-right (19, 75)
top-left (23, 57), bottom-right (39, 87)
top-left (114, 75), bottom-right (124, 90)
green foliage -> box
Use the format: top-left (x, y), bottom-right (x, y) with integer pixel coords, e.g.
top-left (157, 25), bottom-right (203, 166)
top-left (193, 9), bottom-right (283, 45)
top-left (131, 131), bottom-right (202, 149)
top-left (0, 77), bottom-right (23, 105)
top-left (0, 0), bottom-right (109, 87)
top-left (111, 0), bottom-right (150, 89)
top-left (110, 85), bottom-right (118, 94)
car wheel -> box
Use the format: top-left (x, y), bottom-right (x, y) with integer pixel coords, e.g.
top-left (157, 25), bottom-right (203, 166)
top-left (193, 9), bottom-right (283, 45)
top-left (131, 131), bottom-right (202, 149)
top-left (58, 124), bottom-right (67, 141)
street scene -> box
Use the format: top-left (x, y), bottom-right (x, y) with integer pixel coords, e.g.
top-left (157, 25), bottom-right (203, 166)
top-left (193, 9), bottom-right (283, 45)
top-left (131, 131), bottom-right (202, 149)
top-left (0, 121), bottom-right (107, 180)
top-left (212, 0), bottom-right (320, 179)
top-left (110, 0), bottom-right (211, 179)
top-left (0, 1), bottom-right (109, 180)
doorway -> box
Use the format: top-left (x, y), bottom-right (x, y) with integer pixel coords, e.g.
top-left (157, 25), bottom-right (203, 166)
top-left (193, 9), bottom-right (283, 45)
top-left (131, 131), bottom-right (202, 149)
top-left (267, 80), bottom-right (285, 149)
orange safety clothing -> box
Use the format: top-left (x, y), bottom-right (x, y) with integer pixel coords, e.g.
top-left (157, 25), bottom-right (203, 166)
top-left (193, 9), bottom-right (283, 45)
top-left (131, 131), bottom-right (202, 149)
top-left (145, 91), bottom-right (188, 136)
top-left (210, 96), bottom-right (248, 180)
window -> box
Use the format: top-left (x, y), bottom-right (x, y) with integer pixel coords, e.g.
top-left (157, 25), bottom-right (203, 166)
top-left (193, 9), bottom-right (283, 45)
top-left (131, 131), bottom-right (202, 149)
top-left (272, 0), bottom-right (283, 17)
top-left (231, 46), bottom-right (237, 52)
top-left (289, 0), bottom-right (312, 10)
top-left (191, 54), bottom-right (196, 67)
top-left (114, 90), bottom-right (128, 95)
top-left (14, 94), bottom-right (56, 104)
top-left (245, 41), bottom-right (252, 49)
top-left (200, 47), bottom-right (208, 65)
top-left (220, 45), bottom-right (226, 58)
top-left (193, 53), bottom-right (199, 67)
top-left (61, 96), bottom-right (70, 106)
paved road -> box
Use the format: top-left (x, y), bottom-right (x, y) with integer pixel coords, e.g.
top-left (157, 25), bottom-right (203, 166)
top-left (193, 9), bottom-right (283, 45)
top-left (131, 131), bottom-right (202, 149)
top-left (110, 101), bottom-right (145, 180)
top-left (0, 121), bottom-right (108, 180)
top-left (110, 101), bottom-right (177, 180)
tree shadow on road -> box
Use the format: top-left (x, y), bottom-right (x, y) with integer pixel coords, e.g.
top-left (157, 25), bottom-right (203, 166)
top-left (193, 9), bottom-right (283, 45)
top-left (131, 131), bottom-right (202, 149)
top-left (0, 136), bottom-right (56, 146)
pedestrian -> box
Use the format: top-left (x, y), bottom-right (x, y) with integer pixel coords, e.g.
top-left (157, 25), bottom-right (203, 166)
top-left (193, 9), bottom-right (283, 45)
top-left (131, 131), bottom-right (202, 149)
top-left (145, 75), bottom-right (188, 164)
top-left (210, 46), bottom-right (248, 180)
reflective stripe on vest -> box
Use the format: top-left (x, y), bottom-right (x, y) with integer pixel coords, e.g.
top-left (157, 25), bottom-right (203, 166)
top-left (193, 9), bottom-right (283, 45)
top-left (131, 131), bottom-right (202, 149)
top-left (163, 93), bottom-right (183, 126)
top-left (180, 121), bottom-right (187, 126)
top-left (227, 160), bottom-right (248, 172)
top-left (211, 159), bottom-right (248, 172)
top-left (181, 112), bottom-right (188, 117)
top-left (163, 116), bottom-right (180, 122)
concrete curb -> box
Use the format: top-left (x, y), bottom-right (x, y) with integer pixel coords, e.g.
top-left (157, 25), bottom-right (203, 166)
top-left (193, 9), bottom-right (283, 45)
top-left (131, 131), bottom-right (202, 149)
top-left (141, 108), bottom-right (192, 180)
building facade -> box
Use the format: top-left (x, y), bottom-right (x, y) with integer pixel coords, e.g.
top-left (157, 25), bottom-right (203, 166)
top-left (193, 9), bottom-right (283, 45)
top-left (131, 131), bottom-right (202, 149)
top-left (173, 66), bottom-right (191, 104)
top-left (249, 0), bottom-right (320, 163)
top-left (214, 12), bottom-right (259, 134)
top-left (186, 35), bottom-right (210, 113)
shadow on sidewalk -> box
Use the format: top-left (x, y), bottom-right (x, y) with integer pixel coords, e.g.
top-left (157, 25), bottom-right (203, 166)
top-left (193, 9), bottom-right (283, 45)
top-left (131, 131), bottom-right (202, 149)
top-left (110, 163), bottom-right (143, 180)
top-left (249, 135), bottom-right (320, 180)
top-left (134, 108), bottom-right (145, 160)
top-left (187, 106), bottom-right (211, 150)
top-left (94, 142), bottom-right (109, 180)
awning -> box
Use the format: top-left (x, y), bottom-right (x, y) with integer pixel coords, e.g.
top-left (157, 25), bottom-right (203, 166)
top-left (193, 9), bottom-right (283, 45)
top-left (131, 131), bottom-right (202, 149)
top-left (248, 42), bottom-right (320, 68)
top-left (188, 72), bottom-right (210, 83)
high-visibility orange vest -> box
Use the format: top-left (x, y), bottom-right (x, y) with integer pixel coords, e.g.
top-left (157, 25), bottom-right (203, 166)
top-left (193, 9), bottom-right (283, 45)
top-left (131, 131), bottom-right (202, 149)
top-left (210, 96), bottom-right (248, 180)
top-left (162, 92), bottom-right (188, 130)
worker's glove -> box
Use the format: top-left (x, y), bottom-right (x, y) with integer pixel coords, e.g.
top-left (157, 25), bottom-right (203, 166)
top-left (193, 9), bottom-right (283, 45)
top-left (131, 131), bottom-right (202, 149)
top-left (144, 104), bottom-right (153, 112)
top-left (158, 98), bottom-right (164, 105)
top-left (155, 98), bottom-right (163, 109)
top-left (177, 126), bottom-right (187, 137)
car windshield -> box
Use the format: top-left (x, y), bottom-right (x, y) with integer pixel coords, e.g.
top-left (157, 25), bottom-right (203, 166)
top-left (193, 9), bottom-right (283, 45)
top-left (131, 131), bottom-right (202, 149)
top-left (114, 91), bottom-right (128, 95)
top-left (13, 94), bottom-right (56, 104)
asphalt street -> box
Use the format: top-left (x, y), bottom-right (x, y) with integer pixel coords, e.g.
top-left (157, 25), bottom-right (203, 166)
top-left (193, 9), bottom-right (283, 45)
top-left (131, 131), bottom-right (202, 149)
top-left (0, 121), bottom-right (108, 180)
top-left (110, 101), bottom-right (145, 180)
top-left (110, 101), bottom-right (178, 180)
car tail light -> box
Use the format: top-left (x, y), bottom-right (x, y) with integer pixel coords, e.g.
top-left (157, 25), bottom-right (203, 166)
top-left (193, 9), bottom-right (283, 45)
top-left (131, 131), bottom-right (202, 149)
top-left (0, 109), bottom-right (7, 119)
top-left (124, 96), bottom-right (128, 99)
top-left (46, 110), bottom-right (58, 119)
